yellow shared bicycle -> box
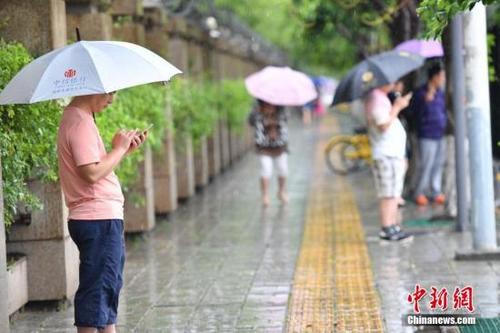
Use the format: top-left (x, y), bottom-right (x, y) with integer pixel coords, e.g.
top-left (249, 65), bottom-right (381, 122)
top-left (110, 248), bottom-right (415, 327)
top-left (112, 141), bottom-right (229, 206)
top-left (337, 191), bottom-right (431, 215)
top-left (324, 128), bottom-right (372, 175)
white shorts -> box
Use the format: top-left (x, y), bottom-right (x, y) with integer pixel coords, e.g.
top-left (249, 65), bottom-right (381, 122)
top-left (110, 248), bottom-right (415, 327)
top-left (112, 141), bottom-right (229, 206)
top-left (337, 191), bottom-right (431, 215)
top-left (259, 153), bottom-right (288, 179)
top-left (371, 157), bottom-right (406, 198)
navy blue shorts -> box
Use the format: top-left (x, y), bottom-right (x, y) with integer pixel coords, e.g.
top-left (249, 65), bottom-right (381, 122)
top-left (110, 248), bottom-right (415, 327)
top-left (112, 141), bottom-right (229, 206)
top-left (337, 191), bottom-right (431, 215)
top-left (68, 219), bottom-right (125, 329)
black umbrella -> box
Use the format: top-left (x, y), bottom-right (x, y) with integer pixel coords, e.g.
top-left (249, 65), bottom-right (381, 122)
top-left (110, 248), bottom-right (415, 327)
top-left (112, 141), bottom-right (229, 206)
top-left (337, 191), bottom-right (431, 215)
top-left (332, 50), bottom-right (424, 106)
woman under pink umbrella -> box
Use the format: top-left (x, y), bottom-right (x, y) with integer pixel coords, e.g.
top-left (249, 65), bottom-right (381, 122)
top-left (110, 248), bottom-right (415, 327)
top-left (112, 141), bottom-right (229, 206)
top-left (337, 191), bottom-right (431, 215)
top-left (248, 99), bottom-right (289, 206)
top-left (245, 66), bottom-right (317, 206)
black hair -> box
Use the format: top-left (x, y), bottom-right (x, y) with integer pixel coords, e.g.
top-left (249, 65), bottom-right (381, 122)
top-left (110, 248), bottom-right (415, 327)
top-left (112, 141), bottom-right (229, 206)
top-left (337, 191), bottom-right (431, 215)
top-left (428, 63), bottom-right (444, 80)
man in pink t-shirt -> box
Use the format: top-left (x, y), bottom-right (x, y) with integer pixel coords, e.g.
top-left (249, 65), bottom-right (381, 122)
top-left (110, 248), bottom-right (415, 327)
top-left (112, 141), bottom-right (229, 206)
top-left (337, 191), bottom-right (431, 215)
top-left (57, 92), bottom-right (147, 333)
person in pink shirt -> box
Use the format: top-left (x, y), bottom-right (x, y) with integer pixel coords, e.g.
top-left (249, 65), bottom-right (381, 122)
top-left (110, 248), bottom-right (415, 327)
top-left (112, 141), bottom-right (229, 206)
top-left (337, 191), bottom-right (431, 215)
top-left (57, 92), bottom-right (147, 333)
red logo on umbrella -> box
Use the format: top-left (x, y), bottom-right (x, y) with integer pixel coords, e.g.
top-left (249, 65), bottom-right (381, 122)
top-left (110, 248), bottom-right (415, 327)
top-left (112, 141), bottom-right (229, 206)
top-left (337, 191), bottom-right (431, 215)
top-left (64, 69), bottom-right (77, 78)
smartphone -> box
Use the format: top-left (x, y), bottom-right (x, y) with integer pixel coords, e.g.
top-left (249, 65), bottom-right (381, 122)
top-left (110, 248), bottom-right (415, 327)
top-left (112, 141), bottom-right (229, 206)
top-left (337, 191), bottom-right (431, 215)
top-left (142, 124), bottom-right (154, 134)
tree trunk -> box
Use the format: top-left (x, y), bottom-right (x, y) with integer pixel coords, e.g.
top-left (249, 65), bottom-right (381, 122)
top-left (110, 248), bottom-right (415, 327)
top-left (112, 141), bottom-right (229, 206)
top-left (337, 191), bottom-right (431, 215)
top-left (388, 0), bottom-right (420, 46)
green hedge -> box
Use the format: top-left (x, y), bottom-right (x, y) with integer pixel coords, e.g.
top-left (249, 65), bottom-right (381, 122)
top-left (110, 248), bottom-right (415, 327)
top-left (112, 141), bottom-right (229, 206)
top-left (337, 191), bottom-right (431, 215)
top-left (0, 40), bottom-right (61, 228)
top-left (169, 78), bottom-right (252, 140)
top-left (219, 80), bottom-right (253, 132)
top-left (97, 84), bottom-right (168, 192)
top-left (169, 78), bottom-right (218, 143)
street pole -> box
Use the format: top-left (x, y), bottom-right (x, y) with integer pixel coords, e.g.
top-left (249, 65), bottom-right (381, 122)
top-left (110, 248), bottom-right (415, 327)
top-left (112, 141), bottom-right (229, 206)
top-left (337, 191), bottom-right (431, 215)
top-left (450, 15), bottom-right (468, 232)
top-left (463, 3), bottom-right (498, 250)
top-left (0, 156), bottom-right (10, 333)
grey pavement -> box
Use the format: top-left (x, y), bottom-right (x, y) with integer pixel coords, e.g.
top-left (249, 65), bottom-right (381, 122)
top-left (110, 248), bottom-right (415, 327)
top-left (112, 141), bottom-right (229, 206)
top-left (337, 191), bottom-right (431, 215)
top-left (351, 169), bottom-right (500, 332)
top-left (9, 113), bottom-right (500, 333)
top-left (339, 130), bottom-right (500, 331)
top-left (10, 115), bottom-right (316, 333)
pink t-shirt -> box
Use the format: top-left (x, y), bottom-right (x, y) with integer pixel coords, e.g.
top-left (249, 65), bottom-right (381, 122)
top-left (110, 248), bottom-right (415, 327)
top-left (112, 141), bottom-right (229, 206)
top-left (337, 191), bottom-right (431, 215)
top-left (57, 106), bottom-right (124, 220)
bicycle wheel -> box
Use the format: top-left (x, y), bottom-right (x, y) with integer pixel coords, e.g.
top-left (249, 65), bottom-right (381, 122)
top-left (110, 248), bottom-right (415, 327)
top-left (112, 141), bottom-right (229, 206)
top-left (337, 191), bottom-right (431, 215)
top-left (325, 138), bottom-right (351, 175)
top-left (341, 142), bottom-right (366, 172)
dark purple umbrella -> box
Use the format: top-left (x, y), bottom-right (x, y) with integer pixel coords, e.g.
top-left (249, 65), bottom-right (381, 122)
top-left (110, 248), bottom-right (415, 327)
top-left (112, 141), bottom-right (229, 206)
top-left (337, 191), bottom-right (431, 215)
top-left (395, 39), bottom-right (444, 58)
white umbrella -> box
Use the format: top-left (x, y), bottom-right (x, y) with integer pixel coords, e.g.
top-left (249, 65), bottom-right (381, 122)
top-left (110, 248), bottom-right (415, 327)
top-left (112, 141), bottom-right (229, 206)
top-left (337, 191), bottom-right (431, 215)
top-left (0, 41), bottom-right (182, 104)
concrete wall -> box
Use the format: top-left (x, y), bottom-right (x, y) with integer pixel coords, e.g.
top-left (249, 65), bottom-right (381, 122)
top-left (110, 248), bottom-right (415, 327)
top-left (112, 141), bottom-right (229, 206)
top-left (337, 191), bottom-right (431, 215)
top-left (207, 125), bottom-right (221, 178)
top-left (66, 12), bottom-right (113, 41)
top-left (176, 135), bottom-right (195, 199)
top-left (0, 0), bottom-right (67, 55)
top-left (124, 146), bottom-right (156, 233)
top-left (153, 105), bottom-right (178, 214)
top-left (7, 181), bottom-right (78, 301)
top-left (194, 137), bottom-right (209, 187)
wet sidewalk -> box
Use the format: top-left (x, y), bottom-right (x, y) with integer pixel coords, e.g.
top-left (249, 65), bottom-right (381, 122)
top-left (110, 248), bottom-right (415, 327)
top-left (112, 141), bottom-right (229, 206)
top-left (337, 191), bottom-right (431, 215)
top-left (11, 116), bottom-right (317, 333)
top-left (335, 114), bottom-right (500, 332)
top-left (10, 114), bottom-right (500, 333)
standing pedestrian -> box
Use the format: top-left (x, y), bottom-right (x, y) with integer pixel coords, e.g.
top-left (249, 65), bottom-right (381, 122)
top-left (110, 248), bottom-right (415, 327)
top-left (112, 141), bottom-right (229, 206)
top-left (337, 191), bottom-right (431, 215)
top-left (364, 85), bottom-right (413, 241)
top-left (411, 64), bottom-right (447, 206)
top-left (248, 100), bottom-right (289, 206)
top-left (388, 80), bottom-right (410, 207)
top-left (57, 92), bottom-right (147, 333)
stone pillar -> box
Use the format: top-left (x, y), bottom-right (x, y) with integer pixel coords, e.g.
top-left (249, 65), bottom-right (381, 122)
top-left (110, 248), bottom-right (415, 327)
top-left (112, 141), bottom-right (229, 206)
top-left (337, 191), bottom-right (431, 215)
top-left (112, 21), bottom-right (145, 45)
top-left (193, 137), bottom-right (209, 187)
top-left (210, 49), bottom-right (222, 81)
top-left (176, 135), bottom-right (195, 199)
top-left (207, 124), bottom-right (221, 177)
top-left (7, 181), bottom-right (79, 302)
top-left (143, 6), bottom-right (177, 214)
top-left (0, 0), bottom-right (67, 55)
top-left (153, 105), bottom-right (178, 214)
top-left (229, 129), bottom-right (239, 162)
top-left (188, 41), bottom-right (205, 79)
top-left (66, 1), bottom-right (113, 41)
top-left (124, 145), bottom-right (155, 233)
top-left (111, 0), bottom-right (143, 16)
top-left (219, 119), bottom-right (231, 169)
top-left (111, 0), bottom-right (144, 45)
top-left (0, 157), bottom-right (10, 332)
top-left (167, 18), bottom-right (189, 74)
top-left (144, 6), bottom-right (168, 57)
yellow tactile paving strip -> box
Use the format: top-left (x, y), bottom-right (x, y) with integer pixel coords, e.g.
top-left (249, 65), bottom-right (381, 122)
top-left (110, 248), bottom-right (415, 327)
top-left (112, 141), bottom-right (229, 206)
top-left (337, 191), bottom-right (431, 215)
top-left (286, 116), bottom-right (383, 333)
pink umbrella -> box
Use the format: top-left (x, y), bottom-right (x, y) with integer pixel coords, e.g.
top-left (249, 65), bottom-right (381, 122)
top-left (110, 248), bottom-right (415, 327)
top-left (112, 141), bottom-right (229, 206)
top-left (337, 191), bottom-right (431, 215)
top-left (395, 39), bottom-right (444, 58)
top-left (245, 66), bottom-right (317, 106)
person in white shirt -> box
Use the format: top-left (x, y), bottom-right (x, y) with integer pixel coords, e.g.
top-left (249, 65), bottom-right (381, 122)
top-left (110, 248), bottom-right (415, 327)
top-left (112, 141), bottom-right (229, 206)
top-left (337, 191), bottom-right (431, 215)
top-left (364, 84), bottom-right (413, 241)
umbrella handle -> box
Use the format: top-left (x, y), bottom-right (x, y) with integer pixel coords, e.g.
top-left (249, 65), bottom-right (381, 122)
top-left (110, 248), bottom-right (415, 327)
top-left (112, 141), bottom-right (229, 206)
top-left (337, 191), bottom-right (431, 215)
top-left (76, 27), bottom-right (81, 42)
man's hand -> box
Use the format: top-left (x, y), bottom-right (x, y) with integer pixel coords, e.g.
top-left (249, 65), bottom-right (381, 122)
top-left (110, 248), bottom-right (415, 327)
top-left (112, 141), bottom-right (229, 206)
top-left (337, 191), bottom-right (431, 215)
top-left (394, 92), bottom-right (412, 112)
top-left (377, 92), bottom-right (412, 133)
top-left (127, 130), bottom-right (148, 155)
top-left (112, 130), bottom-right (135, 153)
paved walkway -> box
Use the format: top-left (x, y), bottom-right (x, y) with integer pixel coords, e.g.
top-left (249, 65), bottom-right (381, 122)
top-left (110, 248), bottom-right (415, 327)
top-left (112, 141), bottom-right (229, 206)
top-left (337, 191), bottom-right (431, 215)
top-left (336, 112), bottom-right (500, 332)
top-left (10, 113), bottom-right (500, 333)
top-left (11, 116), bottom-right (316, 332)
top-left (286, 116), bottom-right (383, 332)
